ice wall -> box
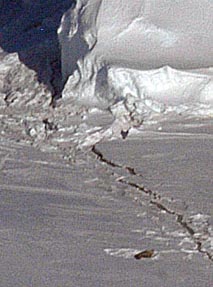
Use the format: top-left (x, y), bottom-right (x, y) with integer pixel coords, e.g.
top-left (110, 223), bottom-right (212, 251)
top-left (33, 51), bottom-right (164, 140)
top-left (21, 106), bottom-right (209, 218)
top-left (59, 0), bottom-right (213, 125)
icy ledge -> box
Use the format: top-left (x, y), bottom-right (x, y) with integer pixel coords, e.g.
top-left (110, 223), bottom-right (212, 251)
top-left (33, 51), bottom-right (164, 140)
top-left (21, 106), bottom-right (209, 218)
top-left (58, 0), bottom-right (213, 135)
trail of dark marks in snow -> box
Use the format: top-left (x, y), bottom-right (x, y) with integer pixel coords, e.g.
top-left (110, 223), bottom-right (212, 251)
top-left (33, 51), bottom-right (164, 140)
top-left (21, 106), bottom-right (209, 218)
top-left (91, 145), bottom-right (142, 176)
top-left (91, 144), bottom-right (213, 262)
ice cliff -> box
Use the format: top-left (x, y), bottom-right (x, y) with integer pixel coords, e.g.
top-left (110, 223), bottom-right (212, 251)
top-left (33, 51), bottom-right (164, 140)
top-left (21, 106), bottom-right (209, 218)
top-left (58, 0), bottom-right (213, 129)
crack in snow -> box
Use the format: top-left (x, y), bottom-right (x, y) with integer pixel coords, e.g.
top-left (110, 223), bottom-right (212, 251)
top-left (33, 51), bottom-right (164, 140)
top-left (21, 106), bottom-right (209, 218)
top-left (91, 144), bottom-right (213, 262)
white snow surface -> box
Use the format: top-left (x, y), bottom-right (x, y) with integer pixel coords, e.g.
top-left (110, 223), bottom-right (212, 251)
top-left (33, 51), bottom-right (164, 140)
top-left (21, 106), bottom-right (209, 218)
top-left (59, 0), bottom-right (213, 128)
top-left (0, 5), bottom-right (213, 284)
top-left (1, 1), bottom-right (213, 149)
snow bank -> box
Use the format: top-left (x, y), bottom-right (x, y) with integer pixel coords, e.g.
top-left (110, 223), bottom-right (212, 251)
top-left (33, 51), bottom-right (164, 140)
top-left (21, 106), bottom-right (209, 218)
top-left (58, 0), bottom-right (213, 125)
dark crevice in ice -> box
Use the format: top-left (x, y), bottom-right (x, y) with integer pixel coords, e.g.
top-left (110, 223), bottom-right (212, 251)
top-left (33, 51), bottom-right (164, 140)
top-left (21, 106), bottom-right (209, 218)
top-left (91, 145), bottom-right (122, 168)
top-left (117, 178), bottom-right (152, 195)
top-left (150, 200), bottom-right (175, 215)
top-left (91, 145), bottom-right (142, 177)
top-left (91, 144), bottom-right (213, 262)
top-left (0, 0), bottom-right (76, 100)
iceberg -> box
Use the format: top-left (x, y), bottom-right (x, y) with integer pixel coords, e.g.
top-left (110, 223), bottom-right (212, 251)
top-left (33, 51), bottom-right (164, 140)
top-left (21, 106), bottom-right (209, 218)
top-left (58, 0), bottom-right (213, 126)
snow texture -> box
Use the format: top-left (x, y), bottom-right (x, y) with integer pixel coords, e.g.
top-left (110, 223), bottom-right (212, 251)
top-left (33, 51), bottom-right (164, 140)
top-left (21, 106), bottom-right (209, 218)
top-left (0, 49), bottom-right (51, 110)
top-left (0, 1), bottom-right (212, 149)
top-left (59, 0), bottom-right (213, 131)
top-left (0, 3), bottom-right (213, 285)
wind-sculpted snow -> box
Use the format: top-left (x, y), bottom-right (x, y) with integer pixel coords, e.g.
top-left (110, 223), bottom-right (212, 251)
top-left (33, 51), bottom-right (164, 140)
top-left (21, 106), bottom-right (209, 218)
top-left (59, 0), bottom-right (213, 138)
top-left (0, 5), bottom-right (213, 284)
top-left (1, 0), bottom-right (213, 151)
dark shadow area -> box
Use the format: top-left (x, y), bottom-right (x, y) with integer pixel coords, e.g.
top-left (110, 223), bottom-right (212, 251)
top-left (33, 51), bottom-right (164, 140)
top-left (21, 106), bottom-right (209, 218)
top-left (0, 0), bottom-right (76, 99)
top-left (59, 8), bottom-right (90, 85)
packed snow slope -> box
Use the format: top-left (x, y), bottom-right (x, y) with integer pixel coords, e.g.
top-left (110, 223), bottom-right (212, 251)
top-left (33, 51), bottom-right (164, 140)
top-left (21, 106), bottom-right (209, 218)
top-left (59, 0), bottom-right (213, 129)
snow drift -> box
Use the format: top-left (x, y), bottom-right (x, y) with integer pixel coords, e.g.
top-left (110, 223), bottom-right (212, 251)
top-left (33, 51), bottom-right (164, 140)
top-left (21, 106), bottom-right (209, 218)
top-left (58, 0), bottom-right (213, 125)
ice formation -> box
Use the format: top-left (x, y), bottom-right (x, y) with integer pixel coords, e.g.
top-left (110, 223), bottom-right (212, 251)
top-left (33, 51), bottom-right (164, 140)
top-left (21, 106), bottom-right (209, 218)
top-left (58, 0), bottom-right (213, 129)
top-left (0, 1), bottom-right (213, 148)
